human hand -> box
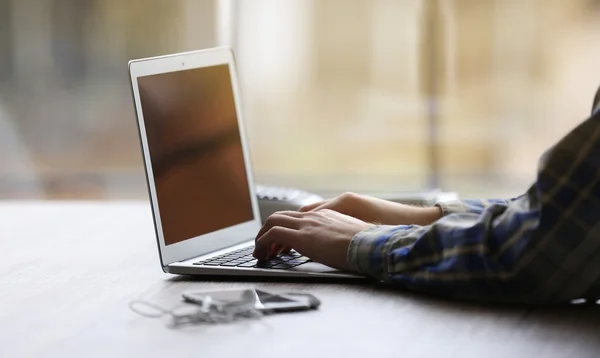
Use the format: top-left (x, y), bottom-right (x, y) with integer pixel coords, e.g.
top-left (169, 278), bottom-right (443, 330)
top-left (299, 192), bottom-right (442, 226)
top-left (252, 209), bottom-right (373, 271)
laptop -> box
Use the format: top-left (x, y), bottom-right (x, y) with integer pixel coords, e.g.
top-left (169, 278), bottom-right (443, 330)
top-left (128, 47), bottom-right (361, 279)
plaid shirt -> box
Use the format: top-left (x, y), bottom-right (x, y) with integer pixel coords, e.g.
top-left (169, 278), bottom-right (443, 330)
top-left (348, 110), bottom-right (600, 304)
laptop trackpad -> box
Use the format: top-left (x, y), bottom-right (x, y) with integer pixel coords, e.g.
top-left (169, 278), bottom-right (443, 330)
top-left (288, 262), bottom-right (343, 274)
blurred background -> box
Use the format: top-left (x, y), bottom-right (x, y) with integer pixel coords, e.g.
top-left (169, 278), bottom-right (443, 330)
top-left (1, 0), bottom-right (599, 201)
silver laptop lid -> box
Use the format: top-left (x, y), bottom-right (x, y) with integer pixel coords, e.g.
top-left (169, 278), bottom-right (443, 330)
top-left (128, 47), bottom-right (262, 269)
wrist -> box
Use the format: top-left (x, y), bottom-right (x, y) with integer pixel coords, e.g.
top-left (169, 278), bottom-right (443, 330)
top-left (377, 201), bottom-right (442, 226)
top-left (407, 205), bottom-right (442, 226)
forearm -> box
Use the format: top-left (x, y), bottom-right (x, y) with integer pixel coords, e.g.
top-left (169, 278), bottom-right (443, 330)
top-left (386, 204), bottom-right (442, 226)
top-left (348, 112), bottom-right (600, 304)
top-left (390, 197), bottom-right (512, 226)
top-left (348, 183), bottom-right (545, 303)
top-left (347, 205), bottom-right (539, 303)
top-left (380, 197), bottom-right (510, 227)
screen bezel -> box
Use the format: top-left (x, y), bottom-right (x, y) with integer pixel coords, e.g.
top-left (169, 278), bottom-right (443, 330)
top-left (128, 47), bottom-right (262, 268)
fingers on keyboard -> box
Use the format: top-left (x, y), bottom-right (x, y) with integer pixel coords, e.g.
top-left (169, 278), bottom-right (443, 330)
top-left (193, 248), bottom-right (310, 269)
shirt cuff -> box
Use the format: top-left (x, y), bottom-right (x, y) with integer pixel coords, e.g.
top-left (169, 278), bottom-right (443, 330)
top-left (347, 225), bottom-right (413, 279)
top-left (435, 200), bottom-right (471, 216)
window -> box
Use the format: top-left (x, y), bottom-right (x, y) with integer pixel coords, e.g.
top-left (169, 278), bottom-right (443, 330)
top-left (1, 0), bottom-right (599, 200)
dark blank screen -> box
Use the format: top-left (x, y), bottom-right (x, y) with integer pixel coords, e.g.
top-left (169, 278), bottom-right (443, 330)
top-left (137, 65), bottom-right (254, 245)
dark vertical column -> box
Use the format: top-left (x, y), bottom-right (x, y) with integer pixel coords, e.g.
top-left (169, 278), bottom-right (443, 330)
top-left (0, 0), bottom-right (13, 84)
top-left (420, 0), bottom-right (443, 189)
top-left (50, 0), bottom-right (92, 86)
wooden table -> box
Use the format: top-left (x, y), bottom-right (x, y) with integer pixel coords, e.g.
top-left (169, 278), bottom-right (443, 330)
top-left (2, 201), bottom-right (599, 358)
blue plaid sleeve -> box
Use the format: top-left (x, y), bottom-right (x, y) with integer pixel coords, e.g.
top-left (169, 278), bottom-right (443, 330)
top-left (436, 198), bottom-right (510, 216)
top-left (348, 112), bottom-right (600, 304)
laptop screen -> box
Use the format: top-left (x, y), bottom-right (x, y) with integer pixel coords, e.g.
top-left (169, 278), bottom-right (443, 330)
top-left (137, 64), bottom-right (254, 246)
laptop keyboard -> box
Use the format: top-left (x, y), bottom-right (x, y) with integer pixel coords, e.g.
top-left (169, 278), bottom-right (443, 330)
top-left (193, 246), bottom-right (311, 269)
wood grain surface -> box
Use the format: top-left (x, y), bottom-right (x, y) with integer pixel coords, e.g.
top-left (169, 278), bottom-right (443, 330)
top-left (1, 201), bottom-right (599, 358)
